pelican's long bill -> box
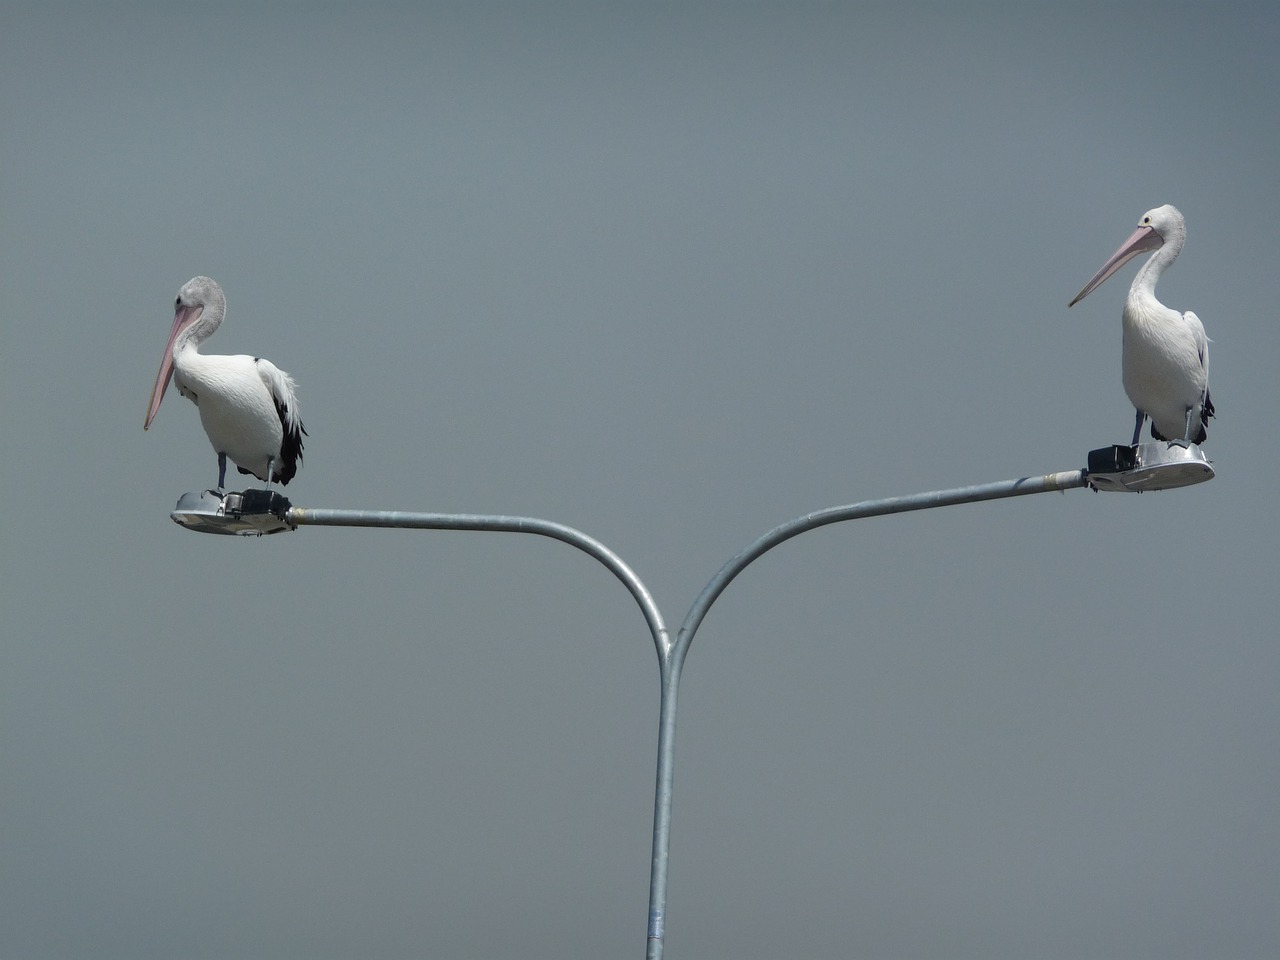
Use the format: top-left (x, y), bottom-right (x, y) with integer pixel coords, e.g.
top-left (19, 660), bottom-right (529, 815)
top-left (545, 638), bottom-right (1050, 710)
top-left (144, 301), bottom-right (203, 429)
top-left (1069, 223), bottom-right (1164, 307)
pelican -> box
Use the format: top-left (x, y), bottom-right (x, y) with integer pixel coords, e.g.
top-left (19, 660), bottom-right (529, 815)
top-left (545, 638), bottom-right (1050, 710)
top-left (1069, 204), bottom-right (1214, 446)
top-left (145, 276), bottom-right (306, 488)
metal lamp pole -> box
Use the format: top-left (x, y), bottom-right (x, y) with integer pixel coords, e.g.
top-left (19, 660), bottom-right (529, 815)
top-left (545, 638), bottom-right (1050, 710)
top-left (169, 443), bottom-right (1210, 959)
top-left (640, 469), bottom-right (1089, 958)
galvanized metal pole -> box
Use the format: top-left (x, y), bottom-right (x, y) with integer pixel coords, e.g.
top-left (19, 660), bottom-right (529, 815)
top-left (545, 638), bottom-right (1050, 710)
top-left (285, 507), bottom-right (684, 954)
top-left (644, 468), bottom-right (1088, 959)
top-left (284, 468), bottom-right (1090, 960)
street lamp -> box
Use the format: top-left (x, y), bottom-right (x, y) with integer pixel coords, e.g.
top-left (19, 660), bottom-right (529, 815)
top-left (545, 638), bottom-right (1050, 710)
top-left (165, 441), bottom-right (1212, 958)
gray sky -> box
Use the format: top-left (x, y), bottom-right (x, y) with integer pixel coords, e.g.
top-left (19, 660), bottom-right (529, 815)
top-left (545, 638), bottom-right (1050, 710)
top-left (3, 2), bottom-right (1278, 958)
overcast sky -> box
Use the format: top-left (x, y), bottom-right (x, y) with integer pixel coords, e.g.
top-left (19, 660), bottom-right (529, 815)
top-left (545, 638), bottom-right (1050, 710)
top-left (3, 3), bottom-right (1279, 958)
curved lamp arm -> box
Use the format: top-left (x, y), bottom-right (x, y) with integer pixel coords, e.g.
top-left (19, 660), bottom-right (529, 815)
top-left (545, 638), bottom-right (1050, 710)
top-left (287, 507), bottom-right (670, 657)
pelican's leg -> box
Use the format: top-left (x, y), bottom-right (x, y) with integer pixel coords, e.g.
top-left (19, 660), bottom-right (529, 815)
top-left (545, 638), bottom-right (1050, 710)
top-left (264, 457), bottom-right (275, 491)
top-left (1131, 409), bottom-right (1145, 447)
top-left (1183, 407), bottom-right (1194, 443)
top-left (217, 452), bottom-right (227, 490)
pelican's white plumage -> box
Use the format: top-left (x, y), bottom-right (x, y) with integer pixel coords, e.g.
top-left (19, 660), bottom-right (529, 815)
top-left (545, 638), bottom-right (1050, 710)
top-left (145, 277), bottom-right (306, 487)
top-left (1070, 204), bottom-right (1214, 445)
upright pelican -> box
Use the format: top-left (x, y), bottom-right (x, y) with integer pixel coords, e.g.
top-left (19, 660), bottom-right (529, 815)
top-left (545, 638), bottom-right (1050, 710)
top-left (145, 276), bottom-right (306, 488)
top-left (1069, 204), bottom-right (1214, 445)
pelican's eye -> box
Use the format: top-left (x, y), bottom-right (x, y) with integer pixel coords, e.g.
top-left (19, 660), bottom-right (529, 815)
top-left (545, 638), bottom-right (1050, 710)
top-left (1142, 216), bottom-right (1151, 224)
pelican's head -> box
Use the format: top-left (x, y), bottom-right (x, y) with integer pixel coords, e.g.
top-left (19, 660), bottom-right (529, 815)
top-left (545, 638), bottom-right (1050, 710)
top-left (1068, 204), bottom-right (1184, 307)
top-left (174, 277), bottom-right (226, 329)
top-left (1137, 204), bottom-right (1185, 249)
top-left (144, 276), bottom-right (226, 430)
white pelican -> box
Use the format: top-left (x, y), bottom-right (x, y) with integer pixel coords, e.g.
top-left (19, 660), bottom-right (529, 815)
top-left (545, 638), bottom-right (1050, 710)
top-left (1069, 204), bottom-right (1214, 445)
top-left (145, 276), bottom-right (306, 488)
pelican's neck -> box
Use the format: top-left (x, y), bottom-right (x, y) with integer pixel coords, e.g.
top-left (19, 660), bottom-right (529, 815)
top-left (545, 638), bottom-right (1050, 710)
top-left (1128, 229), bottom-right (1182, 311)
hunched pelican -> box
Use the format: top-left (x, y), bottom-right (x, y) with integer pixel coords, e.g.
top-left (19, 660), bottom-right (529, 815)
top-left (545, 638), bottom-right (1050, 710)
top-left (1069, 204), bottom-right (1214, 445)
top-left (145, 276), bottom-right (306, 488)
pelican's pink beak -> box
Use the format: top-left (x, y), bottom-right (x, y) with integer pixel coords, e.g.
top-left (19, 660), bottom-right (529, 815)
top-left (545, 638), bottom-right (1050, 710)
top-left (144, 302), bottom-right (202, 429)
top-left (1068, 223), bottom-right (1164, 307)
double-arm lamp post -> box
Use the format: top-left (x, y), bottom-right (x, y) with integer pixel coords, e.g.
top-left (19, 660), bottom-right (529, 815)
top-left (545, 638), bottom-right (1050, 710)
top-left (170, 440), bottom-right (1211, 959)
